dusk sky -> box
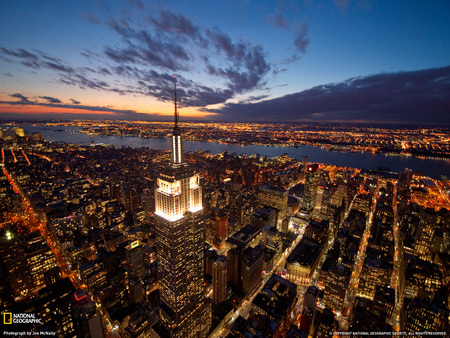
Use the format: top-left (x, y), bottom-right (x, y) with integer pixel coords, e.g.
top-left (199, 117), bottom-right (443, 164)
top-left (1, 0), bottom-right (449, 124)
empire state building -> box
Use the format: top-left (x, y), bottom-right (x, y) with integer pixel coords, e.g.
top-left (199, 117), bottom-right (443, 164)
top-left (154, 78), bottom-right (211, 337)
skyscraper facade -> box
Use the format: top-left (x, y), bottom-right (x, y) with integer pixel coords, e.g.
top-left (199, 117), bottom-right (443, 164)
top-left (154, 79), bottom-right (210, 337)
top-left (303, 164), bottom-right (320, 212)
top-left (212, 256), bottom-right (227, 304)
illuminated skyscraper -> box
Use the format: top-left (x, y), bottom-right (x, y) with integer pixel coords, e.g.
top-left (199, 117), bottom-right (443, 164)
top-left (303, 164), bottom-right (320, 212)
top-left (154, 78), bottom-right (210, 337)
top-left (212, 256), bottom-right (227, 304)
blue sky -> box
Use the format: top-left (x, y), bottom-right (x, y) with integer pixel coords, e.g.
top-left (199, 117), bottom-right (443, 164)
top-left (1, 0), bottom-right (449, 124)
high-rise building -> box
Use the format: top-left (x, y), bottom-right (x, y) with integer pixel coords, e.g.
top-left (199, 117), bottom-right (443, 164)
top-left (215, 212), bottom-right (228, 240)
top-left (323, 264), bottom-right (350, 313)
top-left (303, 164), bottom-right (320, 212)
top-left (0, 227), bottom-right (30, 298)
top-left (212, 256), bottom-right (227, 303)
top-left (126, 240), bottom-right (145, 281)
top-left (154, 78), bottom-right (210, 337)
top-left (71, 289), bottom-right (104, 338)
top-left (258, 185), bottom-right (288, 224)
top-left (241, 246), bottom-right (263, 294)
top-left (23, 231), bottom-right (58, 291)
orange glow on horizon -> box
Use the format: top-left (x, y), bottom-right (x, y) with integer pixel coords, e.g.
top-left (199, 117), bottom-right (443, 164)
top-left (0, 103), bottom-right (217, 118)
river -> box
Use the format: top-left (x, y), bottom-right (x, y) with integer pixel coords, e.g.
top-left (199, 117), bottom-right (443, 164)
top-left (17, 125), bottom-right (450, 179)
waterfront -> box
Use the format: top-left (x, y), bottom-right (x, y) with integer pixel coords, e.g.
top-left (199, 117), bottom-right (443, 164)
top-left (19, 125), bottom-right (450, 179)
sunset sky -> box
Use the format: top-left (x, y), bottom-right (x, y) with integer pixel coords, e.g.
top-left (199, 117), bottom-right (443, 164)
top-left (1, 0), bottom-right (449, 124)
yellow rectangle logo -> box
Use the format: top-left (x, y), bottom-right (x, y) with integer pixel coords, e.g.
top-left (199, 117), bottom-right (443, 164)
top-left (3, 312), bottom-right (12, 324)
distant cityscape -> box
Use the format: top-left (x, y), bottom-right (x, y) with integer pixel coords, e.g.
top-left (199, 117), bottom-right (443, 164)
top-left (0, 122), bottom-right (449, 337)
top-left (6, 120), bottom-right (449, 160)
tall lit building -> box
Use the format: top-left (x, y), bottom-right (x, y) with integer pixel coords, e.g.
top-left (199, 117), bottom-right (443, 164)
top-left (303, 164), bottom-right (320, 212)
top-left (154, 78), bottom-right (210, 337)
top-left (259, 185), bottom-right (288, 222)
top-left (212, 256), bottom-right (227, 304)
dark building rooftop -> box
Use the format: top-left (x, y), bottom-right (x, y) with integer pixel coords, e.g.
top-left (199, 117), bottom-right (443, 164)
top-left (252, 274), bottom-right (297, 322)
top-left (227, 224), bottom-right (261, 248)
top-left (287, 238), bottom-right (322, 268)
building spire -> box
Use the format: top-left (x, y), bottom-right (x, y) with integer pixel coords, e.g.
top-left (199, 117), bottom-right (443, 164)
top-left (174, 76), bottom-right (178, 130)
top-left (171, 75), bottom-right (183, 165)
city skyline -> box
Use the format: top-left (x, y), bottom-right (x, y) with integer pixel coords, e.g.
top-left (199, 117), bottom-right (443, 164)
top-left (1, 0), bottom-right (450, 125)
top-left (1, 122), bottom-right (449, 335)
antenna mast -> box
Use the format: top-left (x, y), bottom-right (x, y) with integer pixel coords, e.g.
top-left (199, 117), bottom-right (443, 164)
top-left (174, 76), bottom-right (178, 129)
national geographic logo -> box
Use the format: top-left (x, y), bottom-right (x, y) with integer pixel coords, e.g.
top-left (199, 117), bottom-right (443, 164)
top-left (2, 313), bottom-right (42, 324)
top-left (3, 312), bottom-right (12, 324)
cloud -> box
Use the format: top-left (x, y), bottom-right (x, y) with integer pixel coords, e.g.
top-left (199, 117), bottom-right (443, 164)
top-left (293, 22), bottom-right (310, 53)
top-left (147, 10), bottom-right (203, 41)
top-left (81, 12), bottom-right (101, 25)
top-left (104, 16), bottom-right (191, 71)
top-left (60, 73), bottom-right (110, 91)
top-left (133, 69), bottom-right (234, 106)
top-left (205, 66), bottom-right (450, 125)
top-left (267, 13), bottom-right (289, 29)
top-left (265, 11), bottom-right (309, 68)
top-left (335, 0), bottom-right (352, 11)
top-left (1, 47), bottom-right (75, 73)
top-left (2, 94), bottom-right (142, 117)
top-left (0, 47), bottom-right (38, 60)
top-left (100, 10), bottom-right (271, 106)
top-left (203, 28), bottom-right (270, 92)
top-left (127, 0), bottom-right (144, 10)
top-left (40, 96), bottom-right (62, 103)
top-left (0, 47), bottom-right (41, 69)
top-left (1, 9), bottom-right (272, 109)
top-left (266, 10), bottom-right (310, 53)
top-left (334, 0), bottom-right (373, 13)
top-left (11, 93), bottom-right (31, 103)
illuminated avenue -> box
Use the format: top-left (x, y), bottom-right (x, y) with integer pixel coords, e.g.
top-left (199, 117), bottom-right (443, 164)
top-left (0, 125), bottom-right (449, 337)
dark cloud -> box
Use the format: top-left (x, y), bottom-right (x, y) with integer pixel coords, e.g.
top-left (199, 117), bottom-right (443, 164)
top-left (40, 96), bottom-right (62, 103)
top-left (0, 47), bottom-right (134, 97)
top-left (0, 47), bottom-right (38, 60)
top-left (1, 94), bottom-right (142, 117)
top-left (204, 28), bottom-right (270, 92)
top-left (293, 22), bottom-right (310, 53)
top-left (1, 47), bottom-right (75, 73)
top-left (20, 60), bottom-right (41, 69)
top-left (11, 93), bottom-right (31, 103)
top-left (0, 47), bottom-right (40, 68)
top-left (2, 10), bottom-right (272, 109)
top-left (206, 66), bottom-right (450, 125)
top-left (79, 48), bottom-right (96, 58)
top-left (98, 67), bottom-right (112, 75)
top-left (267, 13), bottom-right (289, 29)
top-left (127, 0), bottom-right (144, 10)
top-left (81, 12), bottom-right (101, 25)
top-left (101, 11), bottom-right (271, 106)
top-left (71, 99), bottom-right (81, 104)
top-left (147, 10), bottom-right (203, 41)
top-left (265, 11), bottom-right (310, 54)
top-left (133, 70), bottom-right (234, 106)
top-left (105, 17), bottom-right (190, 71)
top-left (42, 61), bottom-right (74, 73)
top-left (60, 74), bottom-right (110, 91)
